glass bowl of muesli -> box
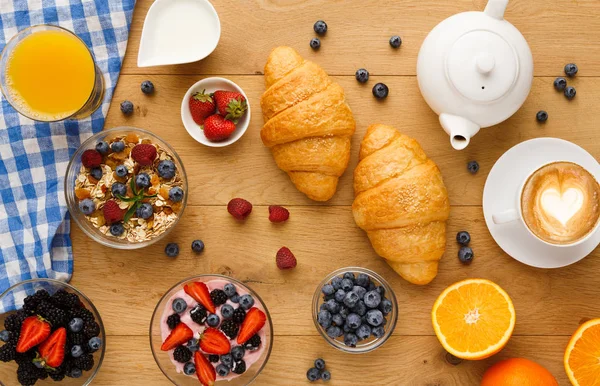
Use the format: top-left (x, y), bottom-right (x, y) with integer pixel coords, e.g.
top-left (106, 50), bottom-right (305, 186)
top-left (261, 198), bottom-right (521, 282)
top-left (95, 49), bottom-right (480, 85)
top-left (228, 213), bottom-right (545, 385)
top-left (65, 127), bottom-right (187, 249)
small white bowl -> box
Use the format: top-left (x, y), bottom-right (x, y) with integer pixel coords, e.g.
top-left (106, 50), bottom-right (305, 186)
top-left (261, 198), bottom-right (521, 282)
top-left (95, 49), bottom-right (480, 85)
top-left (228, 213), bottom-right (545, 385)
top-left (180, 77), bottom-right (251, 147)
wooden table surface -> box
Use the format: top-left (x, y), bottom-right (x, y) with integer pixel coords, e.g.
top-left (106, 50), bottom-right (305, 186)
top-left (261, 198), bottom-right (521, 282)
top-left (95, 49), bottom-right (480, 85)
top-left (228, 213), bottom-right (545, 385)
top-left (70, 0), bottom-right (600, 384)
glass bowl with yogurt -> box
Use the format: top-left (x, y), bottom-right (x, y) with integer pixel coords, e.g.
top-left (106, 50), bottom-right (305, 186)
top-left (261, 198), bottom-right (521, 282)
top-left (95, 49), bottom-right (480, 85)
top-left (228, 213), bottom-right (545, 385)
top-left (150, 275), bottom-right (273, 385)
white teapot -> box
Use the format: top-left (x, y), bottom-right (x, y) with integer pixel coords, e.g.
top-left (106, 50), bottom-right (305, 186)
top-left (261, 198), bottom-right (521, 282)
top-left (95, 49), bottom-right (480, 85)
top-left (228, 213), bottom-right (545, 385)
top-left (417, 0), bottom-right (533, 150)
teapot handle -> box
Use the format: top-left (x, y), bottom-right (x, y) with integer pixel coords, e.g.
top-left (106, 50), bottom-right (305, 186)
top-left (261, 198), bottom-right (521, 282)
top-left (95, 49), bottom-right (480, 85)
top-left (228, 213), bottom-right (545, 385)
top-left (484, 0), bottom-right (509, 20)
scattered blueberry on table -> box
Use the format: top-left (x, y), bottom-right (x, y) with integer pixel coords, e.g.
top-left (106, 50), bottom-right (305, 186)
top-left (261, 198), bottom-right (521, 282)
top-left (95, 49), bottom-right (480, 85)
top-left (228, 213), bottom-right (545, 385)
top-left (120, 100), bottom-right (134, 115)
top-left (141, 80), bottom-right (155, 94)
top-left (564, 63), bottom-right (578, 77)
top-left (191, 239), bottom-right (205, 253)
top-left (564, 86), bottom-right (576, 100)
top-left (456, 231), bottom-right (471, 246)
top-left (536, 110), bottom-right (548, 123)
top-left (310, 37), bottom-right (321, 50)
top-left (553, 77), bottom-right (567, 91)
top-left (372, 83), bottom-right (389, 99)
top-left (165, 242), bottom-right (179, 257)
top-left (314, 20), bottom-right (327, 35)
top-left (458, 246), bottom-right (474, 264)
top-left (467, 160), bottom-right (479, 174)
top-left (307, 358), bottom-right (331, 382)
top-left (389, 35), bottom-right (402, 48)
top-left (355, 68), bottom-right (369, 83)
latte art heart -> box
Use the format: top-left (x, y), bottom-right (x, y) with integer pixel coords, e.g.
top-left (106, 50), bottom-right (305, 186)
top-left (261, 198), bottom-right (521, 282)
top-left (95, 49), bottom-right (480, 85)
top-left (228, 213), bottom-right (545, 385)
top-left (540, 187), bottom-right (584, 226)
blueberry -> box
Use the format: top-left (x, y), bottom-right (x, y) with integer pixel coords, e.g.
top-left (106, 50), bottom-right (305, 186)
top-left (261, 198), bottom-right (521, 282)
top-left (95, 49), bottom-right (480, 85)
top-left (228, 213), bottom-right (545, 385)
top-left (307, 367), bottom-right (321, 382)
top-left (321, 370), bottom-right (331, 381)
top-left (352, 300), bottom-right (367, 316)
top-left (111, 182), bottom-right (127, 197)
top-left (165, 243), bottom-right (179, 258)
top-left (324, 294), bottom-right (335, 301)
top-left (356, 324), bottom-right (372, 340)
top-left (0, 330), bottom-right (10, 342)
top-left (115, 164), bottom-right (128, 178)
top-left (70, 344), bottom-right (84, 358)
top-left (219, 284), bottom-right (235, 299)
top-left (376, 285), bottom-right (385, 296)
top-left (331, 313), bottom-right (344, 326)
top-left (172, 298), bottom-right (187, 313)
top-left (120, 100), bottom-right (134, 115)
top-left (554, 77), bottom-right (567, 91)
top-left (338, 306), bottom-right (349, 319)
top-left (141, 80), bottom-right (155, 94)
top-left (207, 313), bottom-right (220, 327)
top-left (565, 86), bottom-right (576, 100)
top-left (467, 160), bottom-right (479, 174)
top-left (346, 313), bottom-right (362, 329)
top-left (344, 333), bottom-right (358, 347)
top-left (353, 286), bottom-right (367, 300)
top-left (187, 338), bottom-right (199, 352)
top-left (372, 83), bottom-right (389, 99)
top-left (191, 239), bottom-right (204, 253)
top-left (320, 303), bottom-right (328, 312)
top-left (334, 289), bottom-right (346, 303)
top-left (230, 293), bottom-right (240, 303)
top-left (368, 282), bottom-right (377, 291)
top-left (456, 231), bottom-right (471, 246)
top-left (343, 272), bottom-right (355, 281)
top-left (69, 318), bottom-right (84, 333)
top-left (157, 160), bottom-right (176, 179)
top-left (169, 187), bottom-right (184, 202)
top-left (221, 304), bottom-right (234, 319)
top-left (314, 358), bottom-right (326, 370)
top-left (355, 68), bottom-right (369, 83)
top-left (325, 299), bottom-right (340, 314)
top-left (458, 246), bottom-right (474, 264)
top-left (110, 222), bottom-right (124, 236)
top-left (372, 326), bottom-right (385, 338)
top-left (364, 291), bottom-right (381, 309)
top-left (90, 167), bottom-right (103, 180)
top-left (69, 368), bottom-right (83, 378)
top-left (183, 362), bottom-right (196, 375)
top-left (322, 284), bottom-right (335, 296)
top-left (136, 202), bottom-right (153, 219)
top-left (536, 110), bottom-right (548, 123)
top-left (231, 345), bottom-right (245, 361)
top-left (343, 291), bottom-right (359, 308)
top-left (313, 20), bottom-right (327, 35)
top-left (310, 38), bottom-right (321, 50)
top-left (326, 325), bottom-right (343, 338)
top-left (366, 309), bottom-right (384, 327)
top-left (216, 363), bottom-right (230, 377)
top-left (239, 295), bottom-right (254, 310)
top-left (331, 277), bottom-right (343, 290)
top-left (564, 63), bottom-right (578, 77)
top-left (318, 310), bottom-right (332, 329)
top-left (220, 353), bottom-right (233, 368)
top-left (355, 273), bottom-right (370, 288)
top-left (341, 279), bottom-right (354, 292)
top-left (379, 299), bottom-right (393, 315)
top-left (95, 141), bottom-right (109, 154)
top-left (111, 141), bottom-right (125, 153)
top-left (389, 35), bottom-right (402, 48)
top-left (135, 173), bottom-right (151, 189)
top-left (79, 198), bottom-right (95, 215)
top-left (343, 324), bottom-right (353, 333)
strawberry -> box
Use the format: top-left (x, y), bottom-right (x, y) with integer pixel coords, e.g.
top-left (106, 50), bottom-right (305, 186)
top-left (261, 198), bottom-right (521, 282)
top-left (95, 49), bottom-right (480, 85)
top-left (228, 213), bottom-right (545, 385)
top-left (199, 328), bottom-right (230, 355)
top-left (276, 247), bottom-right (297, 270)
top-left (227, 198), bottom-right (252, 220)
top-left (102, 200), bottom-right (124, 224)
top-left (37, 327), bottom-right (66, 368)
top-left (131, 144), bottom-right (157, 166)
top-left (203, 114), bottom-right (236, 142)
top-left (189, 90), bottom-right (216, 125)
top-left (184, 282), bottom-right (216, 313)
top-left (161, 322), bottom-right (194, 351)
top-left (16, 316), bottom-right (51, 353)
top-left (268, 205), bottom-right (289, 223)
top-left (213, 90), bottom-right (247, 122)
top-left (81, 149), bottom-right (102, 168)
top-left (194, 351), bottom-right (216, 386)
top-left (237, 308), bottom-right (266, 344)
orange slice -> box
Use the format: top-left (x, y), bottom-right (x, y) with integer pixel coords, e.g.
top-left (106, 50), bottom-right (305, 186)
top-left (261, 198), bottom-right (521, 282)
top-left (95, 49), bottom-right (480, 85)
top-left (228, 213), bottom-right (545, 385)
top-left (431, 278), bottom-right (516, 360)
top-left (564, 318), bottom-right (600, 386)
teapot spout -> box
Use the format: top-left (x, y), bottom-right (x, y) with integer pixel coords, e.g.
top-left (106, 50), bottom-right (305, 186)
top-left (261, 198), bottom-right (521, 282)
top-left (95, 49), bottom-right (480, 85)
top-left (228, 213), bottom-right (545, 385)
top-left (484, 0), bottom-right (509, 20)
top-left (439, 113), bottom-right (481, 151)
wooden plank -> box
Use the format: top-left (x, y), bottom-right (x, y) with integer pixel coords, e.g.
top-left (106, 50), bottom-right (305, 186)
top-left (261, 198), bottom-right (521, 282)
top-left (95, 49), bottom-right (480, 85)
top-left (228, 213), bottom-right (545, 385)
top-left (105, 75), bottom-right (600, 207)
top-left (70, 206), bottom-right (600, 338)
top-left (121, 0), bottom-right (600, 76)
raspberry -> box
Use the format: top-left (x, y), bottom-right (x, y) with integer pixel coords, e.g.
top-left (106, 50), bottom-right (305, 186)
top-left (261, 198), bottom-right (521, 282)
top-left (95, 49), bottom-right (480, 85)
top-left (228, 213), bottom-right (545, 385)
top-left (276, 247), bottom-right (297, 270)
top-left (102, 200), bottom-right (124, 224)
top-left (81, 149), bottom-right (102, 168)
top-left (131, 144), bottom-right (157, 166)
top-left (268, 205), bottom-right (289, 223)
top-left (227, 198), bottom-right (252, 220)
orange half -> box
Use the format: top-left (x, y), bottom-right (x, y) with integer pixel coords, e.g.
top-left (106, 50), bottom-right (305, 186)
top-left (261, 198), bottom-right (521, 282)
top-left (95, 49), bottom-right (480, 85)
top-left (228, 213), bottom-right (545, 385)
top-left (564, 318), bottom-right (600, 386)
top-left (431, 278), bottom-right (516, 360)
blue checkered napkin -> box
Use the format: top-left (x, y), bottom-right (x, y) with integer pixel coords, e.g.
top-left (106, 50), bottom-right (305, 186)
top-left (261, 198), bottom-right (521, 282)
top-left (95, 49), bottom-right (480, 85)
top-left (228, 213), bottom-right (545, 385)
top-left (0, 0), bottom-right (135, 312)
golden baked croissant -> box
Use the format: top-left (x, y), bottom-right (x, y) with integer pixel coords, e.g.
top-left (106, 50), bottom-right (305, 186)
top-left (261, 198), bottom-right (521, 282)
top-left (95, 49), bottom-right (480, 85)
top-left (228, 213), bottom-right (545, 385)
top-left (352, 124), bottom-right (450, 285)
top-left (260, 46), bottom-right (356, 201)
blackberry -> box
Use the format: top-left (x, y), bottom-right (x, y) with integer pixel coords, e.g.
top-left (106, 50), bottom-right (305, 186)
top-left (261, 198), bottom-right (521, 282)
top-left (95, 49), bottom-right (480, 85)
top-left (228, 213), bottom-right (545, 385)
top-left (4, 310), bottom-right (27, 331)
top-left (190, 304), bottom-right (207, 324)
top-left (210, 289), bottom-right (228, 306)
top-left (49, 366), bottom-right (66, 382)
top-left (36, 301), bottom-right (67, 327)
top-left (173, 345), bottom-right (192, 363)
top-left (23, 290), bottom-right (50, 314)
top-left (208, 354), bottom-right (220, 363)
top-left (17, 362), bottom-right (41, 385)
top-left (72, 353), bottom-right (94, 371)
top-left (68, 332), bottom-right (86, 346)
top-left (167, 314), bottom-right (180, 330)
top-left (83, 321), bottom-right (101, 339)
top-left (232, 307), bottom-right (246, 324)
top-left (232, 359), bottom-right (246, 374)
top-left (0, 342), bottom-right (16, 362)
top-left (51, 289), bottom-right (80, 310)
top-left (69, 307), bottom-right (94, 324)
top-left (220, 320), bottom-right (239, 340)
top-left (15, 348), bottom-right (36, 365)
top-left (243, 334), bottom-right (261, 351)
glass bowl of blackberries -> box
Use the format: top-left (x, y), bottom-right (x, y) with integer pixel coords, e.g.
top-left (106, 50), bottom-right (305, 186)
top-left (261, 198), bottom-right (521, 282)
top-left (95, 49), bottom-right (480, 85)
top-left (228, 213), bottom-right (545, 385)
top-left (0, 279), bottom-right (105, 385)
top-left (313, 267), bottom-right (398, 353)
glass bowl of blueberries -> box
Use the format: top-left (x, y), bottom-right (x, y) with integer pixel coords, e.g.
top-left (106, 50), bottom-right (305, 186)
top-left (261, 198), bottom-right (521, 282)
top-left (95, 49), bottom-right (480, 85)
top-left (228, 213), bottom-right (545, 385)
top-left (0, 279), bottom-right (105, 385)
top-left (312, 267), bottom-right (398, 354)
top-left (65, 127), bottom-right (188, 249)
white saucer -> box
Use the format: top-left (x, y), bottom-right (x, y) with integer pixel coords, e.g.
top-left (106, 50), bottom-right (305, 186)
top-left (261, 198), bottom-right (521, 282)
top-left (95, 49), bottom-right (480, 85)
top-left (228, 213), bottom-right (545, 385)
top-left (483, 138), bottom-right (600, 268)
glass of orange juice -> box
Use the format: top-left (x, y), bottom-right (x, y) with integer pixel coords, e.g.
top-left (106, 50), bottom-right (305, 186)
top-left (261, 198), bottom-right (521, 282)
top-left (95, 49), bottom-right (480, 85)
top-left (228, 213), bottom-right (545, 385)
top-left (0, 25), bottom-right (104, 122)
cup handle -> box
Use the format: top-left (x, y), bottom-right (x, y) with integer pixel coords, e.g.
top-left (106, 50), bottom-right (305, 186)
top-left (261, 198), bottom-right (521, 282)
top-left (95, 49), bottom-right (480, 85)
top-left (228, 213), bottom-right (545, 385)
top-left (492, 209), bottom-right (519, 224)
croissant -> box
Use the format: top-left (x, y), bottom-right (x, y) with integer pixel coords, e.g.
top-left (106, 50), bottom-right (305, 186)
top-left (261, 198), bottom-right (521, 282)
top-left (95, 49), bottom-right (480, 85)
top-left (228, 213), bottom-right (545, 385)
top-left (260, 46), bottom-right (356, 201)
top-left (352, 124), bottom-right (450, 285)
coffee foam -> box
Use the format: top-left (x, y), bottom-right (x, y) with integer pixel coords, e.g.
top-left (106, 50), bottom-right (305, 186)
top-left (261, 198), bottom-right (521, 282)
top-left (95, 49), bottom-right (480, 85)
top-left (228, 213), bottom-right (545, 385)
top-left (540, 187), bottom-right (584, 226)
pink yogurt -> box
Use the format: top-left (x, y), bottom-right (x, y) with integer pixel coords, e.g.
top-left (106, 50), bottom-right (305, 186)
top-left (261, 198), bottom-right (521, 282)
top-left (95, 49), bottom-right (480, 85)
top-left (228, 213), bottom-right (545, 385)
top-left (160, 279), bottom-right (267, 382)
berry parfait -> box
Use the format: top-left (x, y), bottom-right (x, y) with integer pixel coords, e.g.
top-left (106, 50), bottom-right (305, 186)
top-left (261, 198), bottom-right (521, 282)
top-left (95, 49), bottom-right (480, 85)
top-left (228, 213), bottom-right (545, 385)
top-left (65, 127), bottom-right (187, 249)
top-left (150, 275), bottom-right (273, 385)
top-left (0, 279), bottom-right (105, 385)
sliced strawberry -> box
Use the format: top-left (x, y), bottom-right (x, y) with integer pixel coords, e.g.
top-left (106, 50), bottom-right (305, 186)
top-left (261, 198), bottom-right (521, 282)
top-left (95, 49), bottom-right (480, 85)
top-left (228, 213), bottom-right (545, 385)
top-left (161, 322), bottom-right (193, 351)
top-left (16, 316), bottom-right (51, 353)
top-left (184, 282), bottom-right (215, 313)
top-left (199, 328), bottom-right (231, 355)
top-left (237, 308), bottom-right (266, 344)
top-left (194, 351), bottom-right (216, 386)
top-left (37, 327), bottom-right (66, 368)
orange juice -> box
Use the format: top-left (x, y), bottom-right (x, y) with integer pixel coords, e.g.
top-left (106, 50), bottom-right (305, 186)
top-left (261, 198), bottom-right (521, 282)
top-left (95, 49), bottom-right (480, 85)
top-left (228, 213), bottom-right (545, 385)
top-left (5, 29), bottom-right (95, 120)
